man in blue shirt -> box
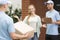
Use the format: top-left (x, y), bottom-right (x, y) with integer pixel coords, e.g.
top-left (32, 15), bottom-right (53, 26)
top-left (45, 0), bottom-right (60, 40)
top-left (0, 0), bottom-right (30, 40)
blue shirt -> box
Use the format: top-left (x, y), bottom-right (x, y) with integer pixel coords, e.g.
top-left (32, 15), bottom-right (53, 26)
top-left (0, 11), bottom-right (15, 40)
top-left (46, 9), bottom-right (60, 35)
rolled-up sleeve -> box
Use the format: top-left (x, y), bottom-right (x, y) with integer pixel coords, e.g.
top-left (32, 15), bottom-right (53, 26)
top-left (55, 12), bottom-right (60, 20)
top-left (37, 16), bottom-right (42, 37)
top-left (38, 16), bottom-right (42, 28)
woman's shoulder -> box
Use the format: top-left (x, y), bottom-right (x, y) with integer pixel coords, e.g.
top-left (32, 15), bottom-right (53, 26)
top-left (35, 15), bottom-right (41, 18)
top-left (25, 15), bottom-right (29, 18)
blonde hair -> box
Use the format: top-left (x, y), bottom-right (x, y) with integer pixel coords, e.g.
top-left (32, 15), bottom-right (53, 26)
top-left (27, 4), bottom-right (35, 25)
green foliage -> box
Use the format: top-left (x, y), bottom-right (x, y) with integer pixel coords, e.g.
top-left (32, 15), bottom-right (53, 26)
top-left (5, 6), bottom-right (22, 23)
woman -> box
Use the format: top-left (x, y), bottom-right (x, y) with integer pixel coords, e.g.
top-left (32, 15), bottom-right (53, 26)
top-left (23, 4), bottom-right (42, 40)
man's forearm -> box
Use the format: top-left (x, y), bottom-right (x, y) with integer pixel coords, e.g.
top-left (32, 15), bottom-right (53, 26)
top-left (13, 34), bottom-right (26, 39)
top-left (10, 33), bottom-right (28, 39)
top-left (53, 21), bottom-right (60, 25)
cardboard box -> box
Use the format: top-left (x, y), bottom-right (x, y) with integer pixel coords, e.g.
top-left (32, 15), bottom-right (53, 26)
top-left (14, 21), bottom-right (34, 38)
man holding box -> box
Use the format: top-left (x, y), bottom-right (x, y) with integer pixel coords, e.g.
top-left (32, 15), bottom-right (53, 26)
top-left (45, 0), bottom-right (60, 40)
top-left (0, 0), bottom-right (30, 40)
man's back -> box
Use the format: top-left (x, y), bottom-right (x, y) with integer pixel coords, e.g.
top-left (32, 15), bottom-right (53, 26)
top-left (0, 11), bottom-right (15, 40)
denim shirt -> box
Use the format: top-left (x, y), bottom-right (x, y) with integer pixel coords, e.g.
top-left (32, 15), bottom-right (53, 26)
top-left (0, 11), bottom-right (15, 40)
top-left (46, 9), bottom-right (60, 35)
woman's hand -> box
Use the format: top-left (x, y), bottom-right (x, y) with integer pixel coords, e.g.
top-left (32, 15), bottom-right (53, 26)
top-left (42, 24), bottom-right (46, 28)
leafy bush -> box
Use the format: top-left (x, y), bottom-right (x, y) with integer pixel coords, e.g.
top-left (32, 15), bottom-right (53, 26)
top-left (5, 6), bottom-right (22, 23)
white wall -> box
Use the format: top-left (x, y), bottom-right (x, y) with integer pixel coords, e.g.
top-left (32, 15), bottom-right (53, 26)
top-left (9, 0), bottom-right (22, 10)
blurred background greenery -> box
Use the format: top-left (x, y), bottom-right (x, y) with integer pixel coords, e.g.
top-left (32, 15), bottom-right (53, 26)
top-left (5, 5), bottom-right (22, 23)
